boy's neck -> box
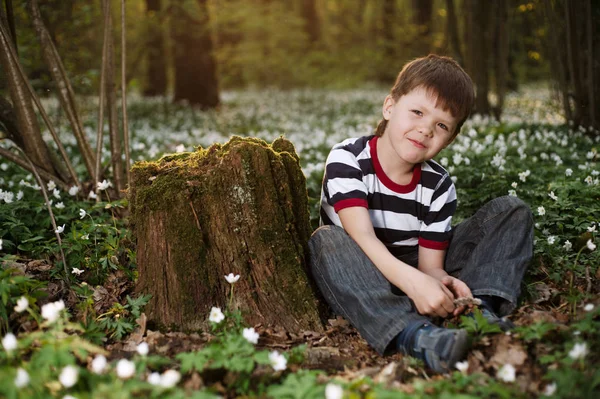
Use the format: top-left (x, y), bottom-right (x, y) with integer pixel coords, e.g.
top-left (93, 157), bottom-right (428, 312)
top-left (376, 136), bottom-right (416, 185)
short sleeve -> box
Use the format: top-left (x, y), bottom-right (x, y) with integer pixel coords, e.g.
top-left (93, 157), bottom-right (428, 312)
top-left (324, 147), bottom-right (369, 212)
top-left (418, 175), bottom-right (457, 249)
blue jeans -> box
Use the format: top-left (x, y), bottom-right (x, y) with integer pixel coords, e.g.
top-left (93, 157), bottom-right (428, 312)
top-left (308, 196), bottom-right (534, 354)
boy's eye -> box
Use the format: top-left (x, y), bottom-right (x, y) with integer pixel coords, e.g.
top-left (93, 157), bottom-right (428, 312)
top-left (411, 110), bottom-right (423, 116)
top-left (438, 123), bottom-right (449, 131)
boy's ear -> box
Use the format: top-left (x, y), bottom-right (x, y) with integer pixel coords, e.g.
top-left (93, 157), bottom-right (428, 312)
top-left (382, 95), bottom-right (395, 120)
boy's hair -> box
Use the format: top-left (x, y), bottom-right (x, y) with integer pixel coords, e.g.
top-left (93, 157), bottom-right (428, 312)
top-left (375, 54), bottom-right (475, 138)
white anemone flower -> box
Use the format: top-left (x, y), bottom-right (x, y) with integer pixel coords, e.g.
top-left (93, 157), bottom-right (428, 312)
top-left (91, 355), bottom-right (107, 374)
top-left (269, 350), bottom-right (287, 371)
top-left (0, 238), bottom-right (3, 250)
top-left (41, 300), bottom-right (65, 323)
top-left (55, 202), bottom-right (65, 209)
top-left (71, 268), bottom-right (84, 276)
top-left (79, 209), bottom-right (87, 219)
top-left (455, 360), bottom-right (469, 373)
top-left (116, 359), bottom-right (136, 379)
top-left (68, 186), bottom-right (80, 196)
top-left (568, 342), bottom-right (588, 360)
top-left (55, 224), bottom-right (65, 234)
top-left (325, 383), bottom-right (344, 399)
top-left (543, 382), bottom-right (557, 396)
top-left (159, 369), bottom-right (181, 388)
top-left (242, 327), bottom-right (259, 344)
top-left (224, 273), bottom-right (240, 284)
top-left (209, 307), bottom-right (225, 323)
top-left (136, 342), bottom-right (149, 356)
top-left (59, 365), bottom-right (79, 388)
top-left (47, 180), bottom-right (56, 191)
top-left (584, 303), bottom-right (594, 312)
top-left (2, 333), bottom-right (17, 352)
top-left (97, 180), bottom-right (112, 191)
top-left (563, 240), bottom-right (572, 251)
top-left (587, 239), bottom-right (596, 251)
top-left (147, 372), bottom-right (161, 385)
top-left (497, 364), bottom-right (516, 382)
top-left (537, 206), bottom-right (546, 216)
top-left (14, 368), bottom-right (29, 388)
top-left (14, 296), bottom-right (29, 313)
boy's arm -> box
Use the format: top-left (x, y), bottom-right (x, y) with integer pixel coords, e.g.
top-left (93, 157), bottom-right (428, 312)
top-left (338, 207), bottom-right (456, 318)
top-left (419, 246), bottom-right (473, 316)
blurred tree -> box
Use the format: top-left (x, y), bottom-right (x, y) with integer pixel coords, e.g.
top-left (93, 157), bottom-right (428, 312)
top-left (143, 0), bottom-right (167, 96)
top-left (171, 0), bottom-right (219, 107)
top-left (411, 0), bottom-right (433, 55)
top-left (464, 0), bottom-right (492, 115)
top-left (301, 0), bottom-right (320, 44)
top-left (379, 0), bottom-right (396, 81)
top-left (543, 0), bottom-right (598, 130)
top-left (444, 0), bottom-right (462, 65)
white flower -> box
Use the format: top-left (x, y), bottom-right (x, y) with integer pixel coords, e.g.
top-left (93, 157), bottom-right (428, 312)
top-left (455, 360), bottom-right (469, 373)
top-left (91, 355), bottom-right (107, 374)
top-left (0, 238), bottom-right (3, 250)
top-left (79, 209), bottom-right (87, 219)
top-left (2, 333), bottom-right (17, 352)
top-left (41, 300), bottom-right (65, 323)
top-left (16, 191), bottom-right (23, 200)
top-left (325, 383), bottom-right (344, 399)
top-left (565, 168), bottom-right (573, 176)
top-left (585, 176), bottom-right (593, 185)
top-left (548, 191), bottom-right (558, 201)
top-left (508, 189), bottom-right (517, 197)
top-left (137, 342), bottom-right (149, 356)
top-left (147, 372), bottom-right (161, 385)
top-left (497, 364), bottom-right (516, 382)
top-left (511, 182), bottom-right (518, 188)
top-left (55, 224), bottom-right (65, 234)
top-left (175, 144), bottom-right (186, 153)
top-left (97, 180), bottom-right (112, 191)
top-left (568, 342), bottom-right (588, 360)
top-left (243, 327), bottom-right (259, 344)
top-left (53, 189), bottom-right (61, 199)
top-left (55, 202), bottom-right (65, 209)
top-left (14, 296), bottom-right (29, 313)
top-left (587, 224), bottom-right (597, 233)
top-left (269, 350), bottom-right (287, 371)
top-left (81, 234), bottom-right (89, 240)
top-left (587, 239), bottom-right (596, 251)
top-left (209, 307), bottom-right (225, 323)
top-left (88, 191), bottom-right (97, 199)
top-left (563, 240), bottom-right (572, 251)
top-left (116, 359), bottom-right (136, 379)
top-left (71, 268), bottom-right (84, 276)
top-left (224, 273), bottom-right (240, 284)
top-left (543, 382), bottom-right (557, 396)
top-left (518, 170), bottom-right (531, 182)
top-left (59, 365), bottom-right (79, 388)
top-left (537, 206), bottom-right (546, 216)
top-left (14, 368), bottom-right (29, 388)
top-left (159, 369), bottom-right (181, 388)
top-left (583, 303), bottom-right (594, 312)
top-left (440, 157), bottom-right (448, 166)
top-left (547, 236), bottom-right (556, 245)
top-left (68, 186), bottom-right (80, 196)
top-left (47, 180), bottom-right (56, 191)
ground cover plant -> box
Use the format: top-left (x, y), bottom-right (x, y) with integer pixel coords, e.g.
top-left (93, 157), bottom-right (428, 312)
top-left (0, 86), bottom-right (599, 398)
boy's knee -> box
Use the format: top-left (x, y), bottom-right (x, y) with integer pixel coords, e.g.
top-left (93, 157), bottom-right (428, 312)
top-left (309, 225), bottom-right (347, 250)
top-left (494, 196), bottom-right (533, 225)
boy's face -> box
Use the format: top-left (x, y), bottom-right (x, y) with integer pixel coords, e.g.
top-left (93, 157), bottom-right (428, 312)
top-left (380, 86), bottom-right (458, 167)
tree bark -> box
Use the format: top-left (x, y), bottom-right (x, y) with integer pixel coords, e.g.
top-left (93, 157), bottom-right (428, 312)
top-left (143, 0), bottom-right (168, 96)
top-left (129, 137), bottom-right (324, 333)
top-left (171, 0), bottom-right (219, 108)
top-left (444, 0), bottom-right (463, 65)
top-left (467, 0), bottom-right (492, 115)
top-left (493, 0), bottom-right (509, 121)
top-left (301, 0), bottom-right (320, 44)
top-left (411, 0), bottom-right (433, 55)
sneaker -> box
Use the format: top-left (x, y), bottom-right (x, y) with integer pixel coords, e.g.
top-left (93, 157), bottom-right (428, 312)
top-left (477, 306), bottom-right (515, 332)
top-left (412, 325), bottom-right (470, 374)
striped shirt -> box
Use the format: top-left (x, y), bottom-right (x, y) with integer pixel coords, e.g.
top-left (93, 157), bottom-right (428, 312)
top-left (320, 135), bottom-right (456, 256)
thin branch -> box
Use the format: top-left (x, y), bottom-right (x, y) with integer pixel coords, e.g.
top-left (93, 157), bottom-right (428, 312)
top-left (0, 19), bottom-right (81, 189)
top-left (95, 0), bottom-right (110, 201)
top-left (122, 0), bottom-right (131, 188)
top-left (11, 143), bottom-right (69, 279)
top-left (0, 145), bottom-right (68, 191)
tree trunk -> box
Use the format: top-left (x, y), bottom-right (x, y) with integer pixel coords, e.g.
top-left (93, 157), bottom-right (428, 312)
top-left (411, 0), bottom-right (433, 55)
top-left (493, 0), bottom-right (509, 121)
top-left (301, 0), bottom-right (320, 44)
top-left (467, 0), bottom-right (492, 115)
top-left (129, 136), bottom-right (324, 333)
top-left (444, 0), bottom-right (463, 65)
top-left (143, 0), bottom-right (167, 96)
top-left (379, 0), bottom-right (396, 82)
top-left (171, 0), bottom-right (219, 108)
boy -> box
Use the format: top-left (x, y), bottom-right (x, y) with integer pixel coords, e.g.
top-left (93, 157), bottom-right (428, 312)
top-left (309, 55), bottom-right (533, 373)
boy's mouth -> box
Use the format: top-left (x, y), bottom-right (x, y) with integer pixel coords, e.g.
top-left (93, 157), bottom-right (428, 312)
top-left (408, 139), bottom-right (426, 149)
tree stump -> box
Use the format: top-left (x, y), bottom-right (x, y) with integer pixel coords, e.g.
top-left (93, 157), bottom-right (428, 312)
top-left (129, 136), bottom-right (324, 333)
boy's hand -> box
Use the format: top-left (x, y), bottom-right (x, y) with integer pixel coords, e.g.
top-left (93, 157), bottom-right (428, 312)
top-left (406, 272), bottom-right (456, 318)
top-left (440, 276), bottom-right (473, 316)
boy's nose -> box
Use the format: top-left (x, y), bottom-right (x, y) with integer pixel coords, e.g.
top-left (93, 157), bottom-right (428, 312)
top-left (419, 125), bottom-right (433, 137)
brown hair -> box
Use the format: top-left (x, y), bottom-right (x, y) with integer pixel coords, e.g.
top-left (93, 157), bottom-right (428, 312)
top-left (375, 54), bottom-right (474, 138)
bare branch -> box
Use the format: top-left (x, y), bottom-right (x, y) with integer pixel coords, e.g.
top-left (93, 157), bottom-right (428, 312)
top-left (0, 145), bottom-right (68, 191)
top-left (95, 0), bottom-right (110, 201)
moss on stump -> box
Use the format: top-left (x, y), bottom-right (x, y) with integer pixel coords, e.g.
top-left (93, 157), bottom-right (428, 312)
top-left (129, 136), bottom-right (324, 333)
